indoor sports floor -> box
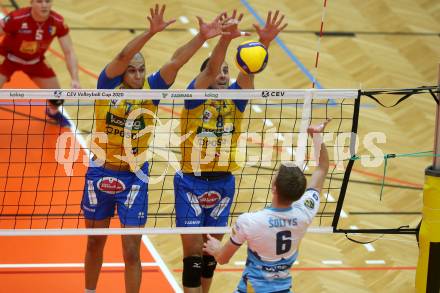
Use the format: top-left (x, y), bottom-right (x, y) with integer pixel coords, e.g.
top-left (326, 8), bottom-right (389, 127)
top-left (0, 0), bottom-right (439, 292)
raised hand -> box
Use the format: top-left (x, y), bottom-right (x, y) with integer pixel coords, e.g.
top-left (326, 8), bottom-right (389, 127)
top-left (254, 10), bottom-right (288, 47)
top-left (71, 79), bottom-right (81, 89)
top-left (147, 4), bottom-right (176, 35)
top-left (197, 12), bottom-right (229, 40)
top-left (307, 118), bottom-right (332, 135)
top-left (221, 9), bottom-right (250, 40)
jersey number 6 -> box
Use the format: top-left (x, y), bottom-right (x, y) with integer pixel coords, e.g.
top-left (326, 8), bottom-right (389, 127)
top-left (276, 230), bottom-right (292, 255)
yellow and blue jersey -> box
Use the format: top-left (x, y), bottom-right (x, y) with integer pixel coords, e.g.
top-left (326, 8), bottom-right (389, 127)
top-left (93, 68), bottom-right (170, 170)
top-left (180, 79), bottom-right (248, 173)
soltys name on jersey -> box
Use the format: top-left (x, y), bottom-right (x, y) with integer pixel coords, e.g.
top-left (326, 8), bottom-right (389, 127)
top-left (268, 217), bottom-right (297, 228)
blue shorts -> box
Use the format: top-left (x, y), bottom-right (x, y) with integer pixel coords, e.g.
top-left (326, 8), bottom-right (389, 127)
top-left (174, 172), bottom-right (235, 227)
top-left (81, 163), bottom-right (149, 226)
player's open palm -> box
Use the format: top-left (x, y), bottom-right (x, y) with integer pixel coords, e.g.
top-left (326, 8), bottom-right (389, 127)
top-left (147, 4), bottom-right (176, 34)
top-left (197, 12), bottom-right (229, 40)
top-left (221, 10), bottom-right (250, 40)
top-left (254, 10), bottom-right (288, 47)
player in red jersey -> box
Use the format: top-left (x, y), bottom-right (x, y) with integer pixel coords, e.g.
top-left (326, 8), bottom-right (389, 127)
top-left (0, 0), bottom-right (80, 126)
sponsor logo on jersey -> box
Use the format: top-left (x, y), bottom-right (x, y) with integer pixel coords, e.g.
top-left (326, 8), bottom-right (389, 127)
top-left (106, 112), bottom-right (145, 130)
top-left (262, 264), bottom-right (291, 273)
top-left (196, 125), bottom-right (234, 137)
top-left (197, 190), bottom-right (221, 208)
top-left (106, 126), bottom-right (142, 139)
top-left (97, 177), bottom-right (126, 194)
top-left (19, 40), bottom-right (38, 54)
top-left (18, 22), bottom-right (32, 34)
top-left (304, 198), bottom-right (315, 210)
top-left (49, 26), bottom-right (57, 36)
top-left (202, 110), bottom-right (212, 122)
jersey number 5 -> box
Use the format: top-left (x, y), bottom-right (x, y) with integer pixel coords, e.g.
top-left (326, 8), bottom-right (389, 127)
top-left (276, 230), bottom-right (292, 255)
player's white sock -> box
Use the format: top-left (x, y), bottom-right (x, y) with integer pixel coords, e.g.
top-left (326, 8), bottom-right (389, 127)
top-left (85, 289), bottom-right (96, 293)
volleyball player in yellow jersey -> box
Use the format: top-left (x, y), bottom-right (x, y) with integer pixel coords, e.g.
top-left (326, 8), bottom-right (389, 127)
top-left (81, 5), bottom-right (231, 293)
top-left (174, 10), bottom-right (288, 293)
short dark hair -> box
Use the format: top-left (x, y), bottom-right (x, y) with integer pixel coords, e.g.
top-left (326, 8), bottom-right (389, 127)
top-left (200, 57), bottom-right (210, 72)
top-left (274, 163), bottom-right (307, 204)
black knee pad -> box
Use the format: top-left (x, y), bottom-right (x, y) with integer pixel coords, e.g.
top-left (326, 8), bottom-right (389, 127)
top-left (201, 254), bottom-right (217, 278)
top-left (182, 256), bottom-right (202, 288)
top-left (48, 99), bottom-right (64, 107)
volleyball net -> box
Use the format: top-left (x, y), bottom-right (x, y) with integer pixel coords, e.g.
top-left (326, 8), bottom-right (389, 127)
top-left (2, 87), bottom-right (433, 236)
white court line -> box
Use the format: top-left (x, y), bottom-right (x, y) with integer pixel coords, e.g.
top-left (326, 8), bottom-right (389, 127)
top-left (251, 105), bottom-right (262, 113)
top-left (0, 262), bottom-right (157, 269)
top-left (325, 193), bottom-right (347, 218)
top-left (142, 236), bottom-right (183, 293)
top-left (363, 243), bottom-right (376, 252)
top-left (349, 225), bottom-right (376, 252)
top-left (365, 260), bottom-right (385, 265)
top-left (179, 16), bottom-right (189, 24)
top-left (263, 119), bottom-right (273, 127)
top-left (325, 193), bottom-right (335, 202)
top-left (340, 210), bottom-right (348, 218)
top-left (63, 110), bottom-right (182, 292)
top-left (324, 193), bottom-right (348, 218)
top-left (187, 28), bottom-right (208, 48)
top-left (321, 260), bottom-right (343, 265)
top-left (188, 28), bottom-right (198, 35)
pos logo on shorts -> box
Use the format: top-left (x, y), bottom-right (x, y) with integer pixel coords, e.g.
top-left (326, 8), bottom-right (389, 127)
top-left (97, 177), bottom-right (126, 194)
top-left (198, 191), bottom-right (221, 208)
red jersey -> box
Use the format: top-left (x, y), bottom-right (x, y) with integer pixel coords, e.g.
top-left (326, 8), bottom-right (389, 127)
top-left (0, 7), bottom-right (69, 61)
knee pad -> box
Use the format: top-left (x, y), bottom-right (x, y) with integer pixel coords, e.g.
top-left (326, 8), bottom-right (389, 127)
top-left (48, 99), bottom-right (64, 107)
top-left (182, 256), bottom-right (202, 288)
top-left (202, 254), bottom-right (217, 278)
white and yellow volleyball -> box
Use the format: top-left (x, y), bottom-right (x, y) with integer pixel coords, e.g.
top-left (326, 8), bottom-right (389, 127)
top-left (235, 40), bottom-right (268, 75)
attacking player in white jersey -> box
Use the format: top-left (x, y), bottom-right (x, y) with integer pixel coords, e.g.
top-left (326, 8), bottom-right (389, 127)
top-left (203, 119), bottom-right (331, 293)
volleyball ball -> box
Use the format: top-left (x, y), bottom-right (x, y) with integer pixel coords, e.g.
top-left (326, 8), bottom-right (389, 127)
top-left (235, 41), bottom-right (268, 75)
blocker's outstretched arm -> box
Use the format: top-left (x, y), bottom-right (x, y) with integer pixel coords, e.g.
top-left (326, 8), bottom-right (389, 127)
top-left (237, 10), bottom-right (288, 89)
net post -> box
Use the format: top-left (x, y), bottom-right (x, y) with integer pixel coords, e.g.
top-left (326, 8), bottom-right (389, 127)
top-left (434, 64), bottom-right (440, 170)
top-left (415, 64), bottom-right (440, 293)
